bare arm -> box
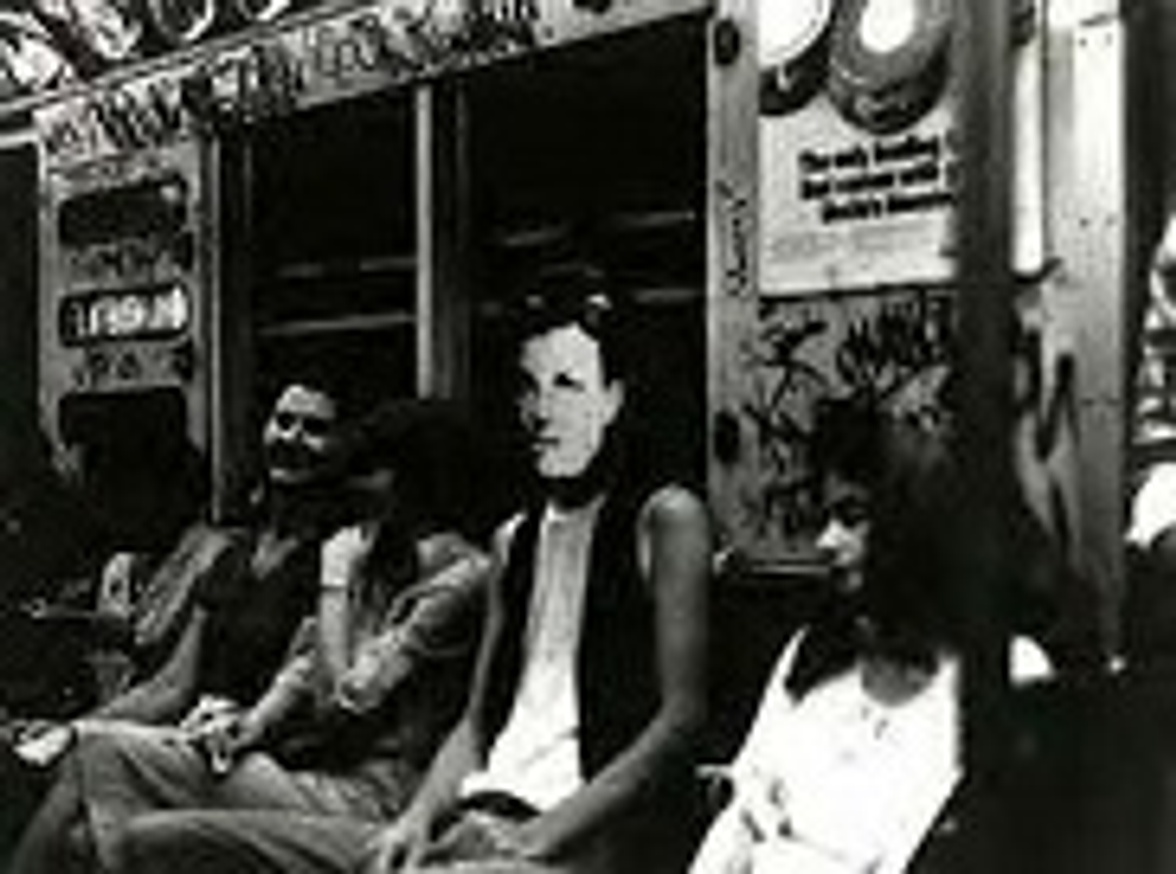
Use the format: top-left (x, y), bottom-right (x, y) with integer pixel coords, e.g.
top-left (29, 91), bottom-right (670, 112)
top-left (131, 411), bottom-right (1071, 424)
top-left (518, 485), bottom-right (712, 859)
top-left (92, 605), bottom-right (207, 724)
top-left (240, 527), bottom-right (372, 740)
top-left (316, 526), bottom-right (370, 682)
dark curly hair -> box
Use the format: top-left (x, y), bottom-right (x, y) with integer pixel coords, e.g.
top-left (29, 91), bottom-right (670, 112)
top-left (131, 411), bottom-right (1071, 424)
top-left (344, 398), bottom-right (489, 542)
top-left (789, 399), bottom-right (964, 697)
top-left (508, 261), bottom-right (634, 385)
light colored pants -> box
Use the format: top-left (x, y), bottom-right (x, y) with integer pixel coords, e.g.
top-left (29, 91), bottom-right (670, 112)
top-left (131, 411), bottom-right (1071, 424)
top-left (120, 804), bottom-right (566, 874)
top-left (10, 720), bottom-right (412, 874)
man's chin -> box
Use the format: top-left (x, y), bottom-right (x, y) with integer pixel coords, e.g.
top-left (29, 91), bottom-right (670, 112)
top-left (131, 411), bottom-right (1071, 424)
top-left (536, 466), bottom-right (594, 487)
top-left (533, 453), bottom-right (594, 481)
top-left (831, 569), bottom-right (865, 595)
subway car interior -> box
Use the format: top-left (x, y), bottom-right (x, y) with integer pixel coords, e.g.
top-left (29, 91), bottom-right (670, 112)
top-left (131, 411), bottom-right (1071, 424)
top-left (0, 0), bottom-right (1175, 870)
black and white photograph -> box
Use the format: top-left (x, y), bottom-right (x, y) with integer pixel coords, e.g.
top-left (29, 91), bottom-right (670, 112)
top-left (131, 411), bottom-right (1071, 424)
top-left (0, 0), bottom-right (1167, 871)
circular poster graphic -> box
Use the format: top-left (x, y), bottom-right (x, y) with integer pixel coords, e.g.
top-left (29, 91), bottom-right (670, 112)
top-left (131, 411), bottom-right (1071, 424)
top-left (827, 0), bottom-right (952, 135)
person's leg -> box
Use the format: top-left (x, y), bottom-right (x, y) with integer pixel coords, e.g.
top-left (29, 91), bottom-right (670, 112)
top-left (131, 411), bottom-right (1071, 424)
top-left (119, 809), bottom-right (384, 874)
top-left (0, 741), bottom-right (52, 865)
top-left (70, 721), bottom-right (234, 871)
top-left (74, 722), bottom-right (353, 871)
top-left (119, 806), bottom-right (568, 874)
top-left (214, 749), bottom-right (352, 810)
top-left (7, 764), bottom-right (89, 874)
top-left (412, 810), bottom-right (571, 874)
top-left (415, 863), bottom-right (565, 874)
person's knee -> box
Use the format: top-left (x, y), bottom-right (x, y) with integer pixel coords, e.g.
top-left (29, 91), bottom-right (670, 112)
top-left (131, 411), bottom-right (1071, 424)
top-left (71, 724), bottom-right (138, 776)
top-left (116, 812), bottom-right (202, 874)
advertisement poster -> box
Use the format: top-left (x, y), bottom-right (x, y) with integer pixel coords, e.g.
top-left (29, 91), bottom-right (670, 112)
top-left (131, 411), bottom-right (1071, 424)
top-left (760, 95), bottom-right (956, 295)
top-left (757, 0), bottom-right (1042, 296)
top-left (757, 0), bottom-right (957, 295)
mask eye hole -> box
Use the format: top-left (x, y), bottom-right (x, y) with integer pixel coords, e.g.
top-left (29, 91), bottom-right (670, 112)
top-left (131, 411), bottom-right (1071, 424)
top-left (825, 495), bottom-right (869, 528)
top-left (300, 417), bottom-right (330, 439)
top-left (272, 410), bottom-right (332, 438)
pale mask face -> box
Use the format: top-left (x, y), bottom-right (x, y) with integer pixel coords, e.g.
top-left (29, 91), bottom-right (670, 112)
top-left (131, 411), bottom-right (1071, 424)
top-left (815, 473), bottom-right (871, 592)
top-left (262, 385), bottom-right (341, 488)
top-left (517, 323), bottom-right (624, 481)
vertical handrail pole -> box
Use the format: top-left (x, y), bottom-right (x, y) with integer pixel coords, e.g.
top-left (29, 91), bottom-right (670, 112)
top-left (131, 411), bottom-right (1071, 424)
top-left (955, 0), bottom-right (1016, 863)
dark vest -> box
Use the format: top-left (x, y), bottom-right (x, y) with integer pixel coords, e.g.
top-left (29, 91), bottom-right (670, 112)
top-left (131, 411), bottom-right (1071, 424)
top-left (483, 484), bottom-right (659, 778)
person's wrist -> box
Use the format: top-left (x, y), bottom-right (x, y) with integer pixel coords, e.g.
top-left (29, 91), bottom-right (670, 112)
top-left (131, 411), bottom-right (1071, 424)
top-left (332, 683), bottom-right (365, 714)
top-left (334, 662), bottom-right (384, 713)
top-left (232, 712), bottom-right (267, 753)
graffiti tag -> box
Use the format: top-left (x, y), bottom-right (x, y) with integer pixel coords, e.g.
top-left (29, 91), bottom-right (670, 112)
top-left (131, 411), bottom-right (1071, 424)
top-left (1013, 317), bottom-right (1079, 558)
top-left (39, 0), bottom-right (543, 164)
top-left (739, 289), bottom-right (956, 544)
top-left (835, 291), bottom-right (954, 410)
top-left (716, 177), bottom-right (754, 298)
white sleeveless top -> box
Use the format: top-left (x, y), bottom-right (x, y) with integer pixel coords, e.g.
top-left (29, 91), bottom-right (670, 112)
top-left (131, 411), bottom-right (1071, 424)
top-left (462, 497), bottom-right (604, 811)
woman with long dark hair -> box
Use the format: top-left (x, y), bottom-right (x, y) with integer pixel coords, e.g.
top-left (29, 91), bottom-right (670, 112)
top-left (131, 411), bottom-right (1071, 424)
top-left (690, 400), bottom-right (965, 874)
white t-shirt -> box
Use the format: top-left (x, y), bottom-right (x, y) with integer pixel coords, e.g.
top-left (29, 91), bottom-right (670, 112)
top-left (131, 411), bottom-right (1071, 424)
top-left (692, 632), bottom-right (961, 874)
top-left (462, 497), bottom-right (603, 811)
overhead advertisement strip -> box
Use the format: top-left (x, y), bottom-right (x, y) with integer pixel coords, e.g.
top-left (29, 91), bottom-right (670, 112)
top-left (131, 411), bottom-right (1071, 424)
top-left (32, 0), bottom-right (711, 168)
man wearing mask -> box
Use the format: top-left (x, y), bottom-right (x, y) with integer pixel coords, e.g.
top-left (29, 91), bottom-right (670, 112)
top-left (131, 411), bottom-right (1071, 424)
top-left (110, 263), bottom-right (714, 874)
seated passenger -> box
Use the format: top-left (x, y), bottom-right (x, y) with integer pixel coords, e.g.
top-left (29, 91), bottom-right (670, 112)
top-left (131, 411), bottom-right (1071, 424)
top-left (6, 376), bottom-right (352, 874)
top-left (107, 399), bottom-right (491, 866)
top-left (690, 400), bottom-right (966, 874)
top-left (1124, 212), bottom-right (1176, 662)
top-left (112, 262), bottom-right (714, 874)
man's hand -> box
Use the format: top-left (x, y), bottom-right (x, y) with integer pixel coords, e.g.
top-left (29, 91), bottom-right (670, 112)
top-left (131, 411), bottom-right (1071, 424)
top-left (332, 648), bottom-right (384, 714)
top-left (178, 695), bottom-right (238, 736)
top-left (412, 812), bottom-right (548, 866)
top-left (489, 816), bottom-right (551, 861)
top-left (222, 709), bottom-right (268, 760)
top-left (361, 813), bottom-right (432, 874)
top-left (182, 698), bottom-right (266, 777)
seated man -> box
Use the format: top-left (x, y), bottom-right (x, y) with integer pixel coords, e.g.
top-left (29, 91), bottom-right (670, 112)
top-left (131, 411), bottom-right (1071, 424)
top-left (114, 262), bottom-right (714, 874)
top-left (6, 373), bottom-right (354, 874)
